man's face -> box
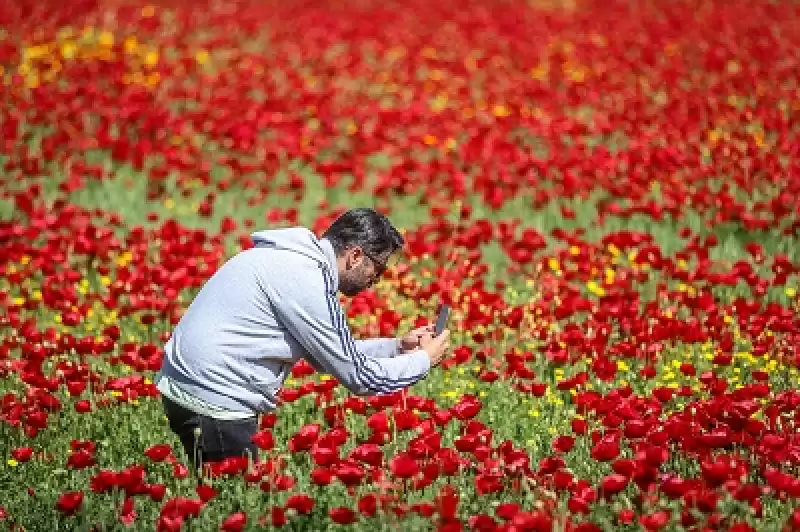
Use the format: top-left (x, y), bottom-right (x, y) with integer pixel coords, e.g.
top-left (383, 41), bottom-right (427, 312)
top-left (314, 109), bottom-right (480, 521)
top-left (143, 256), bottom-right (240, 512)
top-left (338, 246), bottom-right (392, 296)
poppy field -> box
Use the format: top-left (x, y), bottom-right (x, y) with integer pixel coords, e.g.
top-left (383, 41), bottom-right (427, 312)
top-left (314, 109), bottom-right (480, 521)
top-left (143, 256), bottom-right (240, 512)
top-left (1, 0), bottom-right (800, 530)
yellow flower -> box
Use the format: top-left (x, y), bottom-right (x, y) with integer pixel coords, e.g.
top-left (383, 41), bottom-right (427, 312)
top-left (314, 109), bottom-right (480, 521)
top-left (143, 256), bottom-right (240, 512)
top-left (98, 31), bottom-right (114, 47)
top-left (786, 287), bottom-right (796, 297)
top-left (7, 459), bottom-right (18, 467)
top-left (143, 50), bottom-right (159, 67)
top-left (195, 49), bottom-right (210, 64)
top-left (492, 104), bottom-right (510, 118)
top-left (528, 409), bottom-right (540, 417)
top-left (124, 36), bottom-right (139, 54)
top-left (587, 280), bottom-right (605, 297)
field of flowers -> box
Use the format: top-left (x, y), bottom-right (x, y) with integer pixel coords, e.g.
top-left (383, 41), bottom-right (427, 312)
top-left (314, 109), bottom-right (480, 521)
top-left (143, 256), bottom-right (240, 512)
top-left (1, 0), bottom-right (800, 530)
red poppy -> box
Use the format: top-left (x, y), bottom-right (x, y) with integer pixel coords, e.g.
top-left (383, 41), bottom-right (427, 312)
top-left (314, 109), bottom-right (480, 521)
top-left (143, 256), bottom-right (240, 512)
top-left (357, 494), bottom-right (378, 517)
top-left (311, 467), bottom-right (333, 486)
top-left (639, 510), bottom-right (670, 530)
top-left (450, 394), bottom-right (482, 420)
top-left (55, 491), bottom-right (84, 516)
top-left (285, 493), bottom-right (314, 515)
top-left (600, 474), bottom-right (629, 497)
top-left (11, 447), bottom-right (33, 462)
top-left (144, 444), bottom-right (173, 462)
top-left (332, 460), bottom-right (365, 487)
top-left (288, 423), bottom-right (321, 452)
top-left (329, 507), bottom-right (357, 525)
top-left (552, 435), bottom-right (576, 453)
top-left (195, 484), bottom-right (217, 503)
top-left (251, 430), bottom-right (274, 450)
top-left (220, 512), bottom-right (247, 532)
top-left (389, 453), bottom-right (419, 479)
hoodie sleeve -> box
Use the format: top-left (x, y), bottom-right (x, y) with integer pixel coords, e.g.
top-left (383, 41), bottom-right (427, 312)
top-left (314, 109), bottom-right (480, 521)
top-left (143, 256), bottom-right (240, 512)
top-left (302, 338), bottom-right (398, 374)
top-left (268, 263), bottom-right (430, 396)
top-left (354, 338), bottom-right (400, 358)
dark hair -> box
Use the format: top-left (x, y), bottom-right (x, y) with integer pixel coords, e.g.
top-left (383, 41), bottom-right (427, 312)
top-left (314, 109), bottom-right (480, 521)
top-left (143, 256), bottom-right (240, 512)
top-left (321, 208), bottom-right (404, 258)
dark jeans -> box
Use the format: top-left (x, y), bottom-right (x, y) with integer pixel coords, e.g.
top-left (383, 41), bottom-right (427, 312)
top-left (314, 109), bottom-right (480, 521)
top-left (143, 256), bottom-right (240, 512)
top-left (161, 396), bottom-right (259, 472)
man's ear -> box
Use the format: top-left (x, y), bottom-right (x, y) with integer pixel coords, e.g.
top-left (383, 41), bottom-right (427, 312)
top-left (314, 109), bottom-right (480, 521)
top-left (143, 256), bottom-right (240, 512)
top-left (343, 246), bottom-right (361, 270)
top-left (347, 246), bottom-right (364, 268)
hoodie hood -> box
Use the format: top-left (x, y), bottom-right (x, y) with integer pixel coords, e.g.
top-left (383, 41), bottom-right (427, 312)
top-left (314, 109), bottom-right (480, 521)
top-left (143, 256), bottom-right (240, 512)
top-left (250, 227), bottom-right (339, 290)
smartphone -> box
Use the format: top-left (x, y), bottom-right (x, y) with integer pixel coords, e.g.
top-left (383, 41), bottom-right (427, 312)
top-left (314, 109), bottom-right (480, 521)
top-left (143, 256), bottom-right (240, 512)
top-left (434, 304), bottom-right (451, 336)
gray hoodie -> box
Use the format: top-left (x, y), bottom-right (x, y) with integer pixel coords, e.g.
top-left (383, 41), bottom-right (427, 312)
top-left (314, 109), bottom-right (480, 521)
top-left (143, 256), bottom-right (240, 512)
top-left (156, 227), bottom-right (431, 415)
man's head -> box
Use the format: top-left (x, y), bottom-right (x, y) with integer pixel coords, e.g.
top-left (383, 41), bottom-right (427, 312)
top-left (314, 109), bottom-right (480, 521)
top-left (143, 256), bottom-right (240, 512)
top-left (321, 208), bottom-right (404, 296)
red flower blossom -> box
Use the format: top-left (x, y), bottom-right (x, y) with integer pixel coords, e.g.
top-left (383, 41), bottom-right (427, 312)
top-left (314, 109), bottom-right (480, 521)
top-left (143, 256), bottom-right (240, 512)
top-left (251, 430), bottom-right (274, 450)
top-left (55, 491), bottom-right (83, 516)
top-left (358, 494), bottom-right (378, 517)
top-left (144, 444), bottom-right (173, 462)
top-left (196, 484), bottom-right (217, 502)
top-left (451, 394), bottom-right (482, 420)
top-left (553, 435), bottom-right (576, 453)
top-left (220, 511), bottom-right (247, 532)
top-left (285, 493), bottom-right (314, 515)
top-left (389, 453), bottom-right (419, 479)
top-left (11, 447), bottom-right (33, 462)
top-left (600, 474), bottom-right (629, 497)
top-left (329, 507), bottom-right (357, 525)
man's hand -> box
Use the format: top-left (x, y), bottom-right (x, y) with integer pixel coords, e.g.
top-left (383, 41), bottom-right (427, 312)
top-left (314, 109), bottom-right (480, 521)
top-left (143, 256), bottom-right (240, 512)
top-left (399, 324), bottom-right (436, 353)
top-left (420, 329), bottom-right (451, 367)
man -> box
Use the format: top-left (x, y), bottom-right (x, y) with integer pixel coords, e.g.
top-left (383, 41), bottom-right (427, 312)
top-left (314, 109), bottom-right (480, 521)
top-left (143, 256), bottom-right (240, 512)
top-left (155, 208), bottom-right (451, 471)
